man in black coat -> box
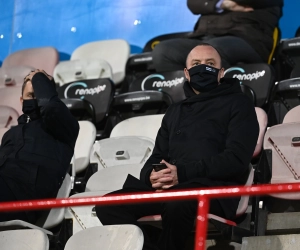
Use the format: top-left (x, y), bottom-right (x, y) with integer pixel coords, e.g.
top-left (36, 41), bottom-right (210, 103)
top-left (96, 44), bottom-right (259, 250)
top-left (152, 0), bottom-right (283, 71)
top-left (0, 69), bottom-right (79, 223)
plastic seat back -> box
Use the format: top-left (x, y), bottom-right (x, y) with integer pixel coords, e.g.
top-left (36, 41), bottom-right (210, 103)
top-left (0, 229), bottom-right (49, 250)
top-left (0, 66), bottom-right (35, 88)
top-left (57, 78), bottom-right (114, 126)
top-left (69, 164), bottom-right (142, 233)
top-left (112, 90), bottom-right (172, 122)
top-left (64, 225), bottom-right (143, 250)
top-left (2, 47), bottom-right (59, 75)
top-left (0, 105), bottom-right (19, 128)
top-left (224, 63), bottom-right (275, 107)
top-left (71, 39), bottom-right (130, 85)
top-left (0, 86), bottom-right (23, 115)
top-left (240, 84), bottom-right (256, 104)
top-left (253, 107), bottom-right (268, 158)
top-left (280, 37), bottom-right (300, 78)
top-left (61, 98), bottom-right (96, 124)
top-left (236, 165), bottom-right (254, 216)
top-left (36, 174), bottom-right (72, 229)
top-left (128, 71), bottom-right (186, 103)
top-left (283, 105), bottom-right (300, 123)
top-left (110, 114), bottom-right (164, 140)
top-left (67, 191), bottom-right (105, 233)
top-left (92, 137), bottom-right (154, 169)
top-left (73, 121), bottom-right (96, 174)
top-left (268, 77), bottom-right (300, 126)
top-left (85, 163), bottom-right (142, 192)
top-left (53, 59), bottom-right (113, 86)
top-left (264, 123), bottom-right (300, 199)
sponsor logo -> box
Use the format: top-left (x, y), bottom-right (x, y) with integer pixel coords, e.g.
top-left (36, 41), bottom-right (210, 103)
top-left (224, 67), bottom-right (265, 81)
top-left (64, 82), bottom-right (106, 99)
top-left (133, 56), bottom-right (153, 63)
top-left (288, 42), bottom-right (300, 47)
top-left (124, 96), bottom-right (151, 102)
top-left (290, 83), bottom-right (300, 88)
top-left (141, 74), bottom-right (184, 90)
top-left (206, 66), bottom-right (216, 72)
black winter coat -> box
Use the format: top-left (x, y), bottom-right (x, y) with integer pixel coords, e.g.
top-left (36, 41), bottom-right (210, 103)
top-left (0, 73), bottom-right (79, 222)
top-left (187, 0), bottom-right (283, 62)
top-left (140, 78), bottom-right (259, 219)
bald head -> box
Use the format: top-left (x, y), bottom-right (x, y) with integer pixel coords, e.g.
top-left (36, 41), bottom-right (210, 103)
top-left (186, 44), bottom-right (222, 70)
top-left (184, 44), bottom-right (225, 90)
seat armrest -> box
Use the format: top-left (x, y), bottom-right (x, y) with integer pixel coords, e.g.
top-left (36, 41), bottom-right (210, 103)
top-left (0, 220), bottom-right (53, 235)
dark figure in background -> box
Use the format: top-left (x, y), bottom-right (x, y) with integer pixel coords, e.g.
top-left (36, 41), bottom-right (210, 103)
top-left (0, 69), bottom-right (79, 223)
top-left (295, 26), bottom-right (300, 37)
top-left (152, 0), bottom-right (283, 71)
top-left (96, 44), bottom-right (259, 250)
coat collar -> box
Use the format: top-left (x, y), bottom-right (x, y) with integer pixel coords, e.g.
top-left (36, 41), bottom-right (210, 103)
top-left (183, 77), bottom-right (242, 103)
top-left (18, 114), bottom-right (40, 124)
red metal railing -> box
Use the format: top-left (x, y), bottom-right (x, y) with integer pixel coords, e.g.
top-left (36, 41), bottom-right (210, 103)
top-left (1, 182), bottom-right (300, 250)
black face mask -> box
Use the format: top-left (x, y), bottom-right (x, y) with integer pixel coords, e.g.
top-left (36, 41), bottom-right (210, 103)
top-left (22, 99), bottom-right (40, 122)
top-left (188, 64), bottom-right (220, 92)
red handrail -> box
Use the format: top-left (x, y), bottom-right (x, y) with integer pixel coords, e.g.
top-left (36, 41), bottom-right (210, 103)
top-left (1, 182), bottom-right (300, 250)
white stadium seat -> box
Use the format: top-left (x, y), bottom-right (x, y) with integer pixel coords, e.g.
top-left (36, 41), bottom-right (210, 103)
top-left (67, 164), bottom-right (142, 233)
top-left (53, 58), bottom-right (113, 86)
top-left (110, 114), bottom-right (164, 141)
top-left (73, 121), bottom-right (96, 174)
top-left (92, 136), bottom-right (154, 168)
top-left (71, 39), bottom-right (130, 85)
top-left (85, 163), bottom-right (142, 192)
top-left (0, 66), bottom-right (35, 88)
top-left (0, 229), bottom-right (49, 250)
top-left (264, 122), bottom-right (300, 199)
top-left (0, 105), bottom-right (19, 129)
top-left (64, 225), bottom-right (143, 250)
top-left (282, 105), bottom-right (300, 124)
top-left (2, 47), bottom-right (59, 75)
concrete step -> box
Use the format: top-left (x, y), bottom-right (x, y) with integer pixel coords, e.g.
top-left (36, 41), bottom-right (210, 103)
top-left (241, 234), bottom-right (300, 250)
top-left (184, 239), bottom-right (242, 250)
top-left (206, 240), bottom-right (241, 249)
top-left (266, 212), bottom-right (300, 235)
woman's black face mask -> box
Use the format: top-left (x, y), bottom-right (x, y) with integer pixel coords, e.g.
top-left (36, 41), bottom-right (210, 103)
top-left (22, 99), bottom-right (40, 122)
top-left (188, 64), bottom-right (220, 92)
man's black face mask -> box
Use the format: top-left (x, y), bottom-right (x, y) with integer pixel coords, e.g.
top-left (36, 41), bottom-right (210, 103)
top-left (22, 99), bottom-right (40, 121)
top-left (188, 64), bottom-right (220, 92)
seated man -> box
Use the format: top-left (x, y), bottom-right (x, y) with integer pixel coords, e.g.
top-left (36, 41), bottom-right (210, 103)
top-left (96, 44), bottom-right (259, 250)
top-left (0, 70), bottom-right (79, 223)
top-left (152, 0), bottom-right (283, 71)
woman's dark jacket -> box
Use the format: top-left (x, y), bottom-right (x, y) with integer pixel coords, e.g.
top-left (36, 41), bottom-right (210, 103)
top-left (140, 78), bottom-right (259, 219)
top-left (0, 73), bottom-right (79, 222)
top-left (187, 0), bottom-right (283, 62)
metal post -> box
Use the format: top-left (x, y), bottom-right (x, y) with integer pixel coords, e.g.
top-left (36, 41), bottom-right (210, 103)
top-left (195, 195), bottom-right (210, 250)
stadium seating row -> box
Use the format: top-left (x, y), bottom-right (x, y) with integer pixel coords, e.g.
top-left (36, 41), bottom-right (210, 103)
top-left (0, 102), bottom-right (299, 249)
top-left (1, 33), bottom-right (300, 137)
top-left (0, 30), bottom-right (300, 249)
